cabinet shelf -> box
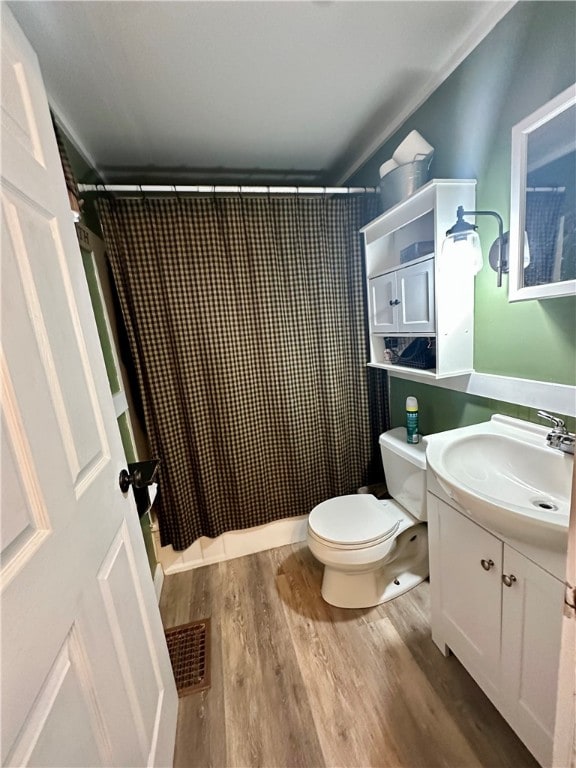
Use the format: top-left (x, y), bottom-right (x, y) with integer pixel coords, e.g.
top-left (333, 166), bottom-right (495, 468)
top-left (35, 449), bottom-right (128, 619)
top-left (361, 179), bottom-right (477, 380)
top-left (367, 362), bottom-right (437, 379)
top-left (367, 361), bottom-right (476, 380)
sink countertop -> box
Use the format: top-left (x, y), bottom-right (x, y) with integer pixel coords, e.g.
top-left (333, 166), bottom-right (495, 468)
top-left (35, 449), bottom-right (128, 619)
top-left (424, 414), bottom-right (572, 562)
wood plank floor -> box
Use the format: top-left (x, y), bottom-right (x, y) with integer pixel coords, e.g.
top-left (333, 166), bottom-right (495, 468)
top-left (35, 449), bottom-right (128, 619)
top-left (159, 543), bottom-right (540, 768)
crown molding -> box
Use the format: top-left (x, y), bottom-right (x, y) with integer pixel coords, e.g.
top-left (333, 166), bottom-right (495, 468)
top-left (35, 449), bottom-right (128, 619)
top-left (335, 0), bottom-right (518, 185)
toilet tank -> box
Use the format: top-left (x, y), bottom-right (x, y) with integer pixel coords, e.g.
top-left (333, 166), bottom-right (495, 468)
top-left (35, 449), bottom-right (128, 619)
top-left (379, 427), bottom-right (427, 520)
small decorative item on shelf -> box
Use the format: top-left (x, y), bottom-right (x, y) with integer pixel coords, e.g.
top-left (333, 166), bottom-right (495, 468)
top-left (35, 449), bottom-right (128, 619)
top-left (385, 337), bottom-right (436, 370)
top-left (400, 240), bottom-right (435, 264)
top-left (378, 130), bottom-right (434, 211)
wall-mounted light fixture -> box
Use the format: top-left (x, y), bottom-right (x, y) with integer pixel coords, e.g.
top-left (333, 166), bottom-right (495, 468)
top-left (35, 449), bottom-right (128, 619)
top-left (443, 206), bottom-right (506, 287)
top-left (488, 231), bottom-right (531, 275)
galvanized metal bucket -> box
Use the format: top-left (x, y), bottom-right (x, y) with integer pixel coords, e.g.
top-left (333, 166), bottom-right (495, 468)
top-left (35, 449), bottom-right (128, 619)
top-left (379, 155), bottom-right (433, 212)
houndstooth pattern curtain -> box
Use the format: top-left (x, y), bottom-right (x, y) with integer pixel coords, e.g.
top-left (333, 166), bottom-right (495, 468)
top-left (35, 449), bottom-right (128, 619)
top-left (98, 194), bottom-right (386, 550)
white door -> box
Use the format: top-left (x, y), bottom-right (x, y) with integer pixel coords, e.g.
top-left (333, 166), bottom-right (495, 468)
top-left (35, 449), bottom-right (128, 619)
top-left (1, 9), bottom-right (178, 768)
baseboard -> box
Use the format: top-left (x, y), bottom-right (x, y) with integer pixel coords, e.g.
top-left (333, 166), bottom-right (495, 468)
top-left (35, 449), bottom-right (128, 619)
top-left (158, 515), bottom-right (308, 575)
top-left (153, 563), bottom-right (164, 601)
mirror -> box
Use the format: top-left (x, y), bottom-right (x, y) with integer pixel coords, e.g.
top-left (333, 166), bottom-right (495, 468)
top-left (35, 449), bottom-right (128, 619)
top-left (509, 84), bottom-right (576, 301)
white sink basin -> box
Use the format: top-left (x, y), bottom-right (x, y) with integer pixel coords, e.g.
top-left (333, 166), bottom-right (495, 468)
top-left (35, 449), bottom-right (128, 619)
top-left (425, 415), bottom-right (573, 552)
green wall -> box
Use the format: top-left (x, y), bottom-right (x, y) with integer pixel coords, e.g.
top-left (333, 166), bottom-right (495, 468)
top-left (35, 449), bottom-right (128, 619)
top-left (348, 1), bottom-right (576, 431)
top-left (389, 378), bottom-right (575, 436)
top-left (80, 229), bottom-right (157, 576)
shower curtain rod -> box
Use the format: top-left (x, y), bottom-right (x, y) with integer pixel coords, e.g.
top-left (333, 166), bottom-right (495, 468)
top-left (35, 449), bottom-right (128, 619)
top-left (526, 186), bottom-right (566, 192)
top-left (78, 183), bottom-right (378, 196)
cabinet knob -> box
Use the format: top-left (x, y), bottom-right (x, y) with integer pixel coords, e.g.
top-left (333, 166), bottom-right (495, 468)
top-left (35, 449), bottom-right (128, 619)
top-left (502, 573), bottom-right (517, 587)
top-left (480, 558), bottom-right (495, 571)
top-left (388, 298), bottom-right (401, 306)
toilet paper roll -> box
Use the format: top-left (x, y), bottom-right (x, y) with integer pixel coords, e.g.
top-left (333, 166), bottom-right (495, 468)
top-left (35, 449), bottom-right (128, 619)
top-left (392, 130), bottom-right (434, 165)
top-left (378, 158), bottom-right (399, 179)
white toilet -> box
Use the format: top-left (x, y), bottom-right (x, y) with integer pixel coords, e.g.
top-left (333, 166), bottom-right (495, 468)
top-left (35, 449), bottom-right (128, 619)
top-left (307, 427), bottom-right (428, 608)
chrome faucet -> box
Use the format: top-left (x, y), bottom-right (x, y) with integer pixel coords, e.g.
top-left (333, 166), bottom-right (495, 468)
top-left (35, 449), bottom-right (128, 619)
top-left (537, 411), bottom-right (575, 455)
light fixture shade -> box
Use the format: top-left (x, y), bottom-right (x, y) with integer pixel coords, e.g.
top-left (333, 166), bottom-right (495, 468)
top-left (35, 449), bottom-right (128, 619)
top-left (442, 229), bottom-right (484, 274)
top-left (446, 205), bottom-right (505, 286)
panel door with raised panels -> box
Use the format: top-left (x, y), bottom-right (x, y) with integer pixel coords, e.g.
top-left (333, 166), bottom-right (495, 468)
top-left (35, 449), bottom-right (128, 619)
top-left (0, 10), bottom-right (177, 767)
top-left (500, 546), bottom-right (564, 768)
top-left (369, 271), bottom-right (397, 333)
top-left (397, 258), bottom-right (435, 333)
top-left (429, 498), bottom-right (502, 703)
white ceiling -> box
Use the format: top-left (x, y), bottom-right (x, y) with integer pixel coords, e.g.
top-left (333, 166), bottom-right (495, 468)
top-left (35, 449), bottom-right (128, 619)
top-left (9, 0), bottom-right (515, 185)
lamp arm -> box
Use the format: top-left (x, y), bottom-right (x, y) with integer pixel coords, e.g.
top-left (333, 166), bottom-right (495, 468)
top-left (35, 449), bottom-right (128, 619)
top-left (461, 209), bottom-right (505, 287)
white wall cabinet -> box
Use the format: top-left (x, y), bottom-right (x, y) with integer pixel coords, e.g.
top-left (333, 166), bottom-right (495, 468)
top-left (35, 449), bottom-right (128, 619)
top-left (428, 492), bottom-right (564, 768)
top-left (369, 258), bottom-right (435, 334)
top-left (361, 179), bottom-right (476, 379)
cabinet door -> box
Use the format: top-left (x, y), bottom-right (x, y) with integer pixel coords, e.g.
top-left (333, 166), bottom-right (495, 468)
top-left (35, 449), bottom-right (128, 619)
top-left (500, 547), bottom-right (564, 768)
top-left (397, 258), bottom-right (435, 333)
top-left (430, 499), bottom-right (502, 702)
top-left (369, 272), bottom-right (397, 332)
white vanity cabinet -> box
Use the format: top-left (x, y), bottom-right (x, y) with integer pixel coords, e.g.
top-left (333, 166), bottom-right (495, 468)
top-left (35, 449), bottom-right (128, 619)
top-left (428, 492), bottom-right (564, 768)
top-left (361, 179), bottom-right (476, 379)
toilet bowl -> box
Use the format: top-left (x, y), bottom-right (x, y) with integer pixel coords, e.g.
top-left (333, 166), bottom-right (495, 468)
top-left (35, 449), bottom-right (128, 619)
top-left (307, 427), bottom-right (428, 608)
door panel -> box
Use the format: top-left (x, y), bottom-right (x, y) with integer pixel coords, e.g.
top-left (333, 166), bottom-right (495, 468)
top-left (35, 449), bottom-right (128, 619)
top-left (369, 272), bottom-right (396, 332)
top-left (2, 186), bottom-right (109, 490)
top-left (397, 258), bottom-right (435, 333)
top-left (501, 547), bottom-right (564, 767)
top-left (1, 9), bottom-right (177, 766)
top-left (8, 626), bottom-right (109, 768)
top-left (1, 393), bottom-right (50, 575)
top-left (435, 500), bottom-right (502, 701)
top-left (98, 524), bottom-right (166, 760)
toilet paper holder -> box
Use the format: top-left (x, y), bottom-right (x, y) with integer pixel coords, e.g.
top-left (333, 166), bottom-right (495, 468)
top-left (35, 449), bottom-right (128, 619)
top-left (119, 459), bottom-right (160, 493)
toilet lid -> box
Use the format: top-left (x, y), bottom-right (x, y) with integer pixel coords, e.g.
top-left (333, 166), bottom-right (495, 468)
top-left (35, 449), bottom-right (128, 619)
top-left (308, 495), bottom-right (400, 546)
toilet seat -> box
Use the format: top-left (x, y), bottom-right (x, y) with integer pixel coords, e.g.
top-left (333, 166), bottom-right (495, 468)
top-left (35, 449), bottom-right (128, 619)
top-left (308, 494), bottom-right (401, 549)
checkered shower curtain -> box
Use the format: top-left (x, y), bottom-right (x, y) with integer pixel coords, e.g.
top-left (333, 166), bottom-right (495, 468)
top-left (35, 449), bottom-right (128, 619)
top-left (98, 194), bottom-right (387, 550)
top-left (524, 189), bottom-right (566, 285)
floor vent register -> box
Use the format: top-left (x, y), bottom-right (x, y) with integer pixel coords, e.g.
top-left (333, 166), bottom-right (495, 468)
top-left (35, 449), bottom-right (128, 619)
top-left (164, 619), bottom-right (211, 697)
